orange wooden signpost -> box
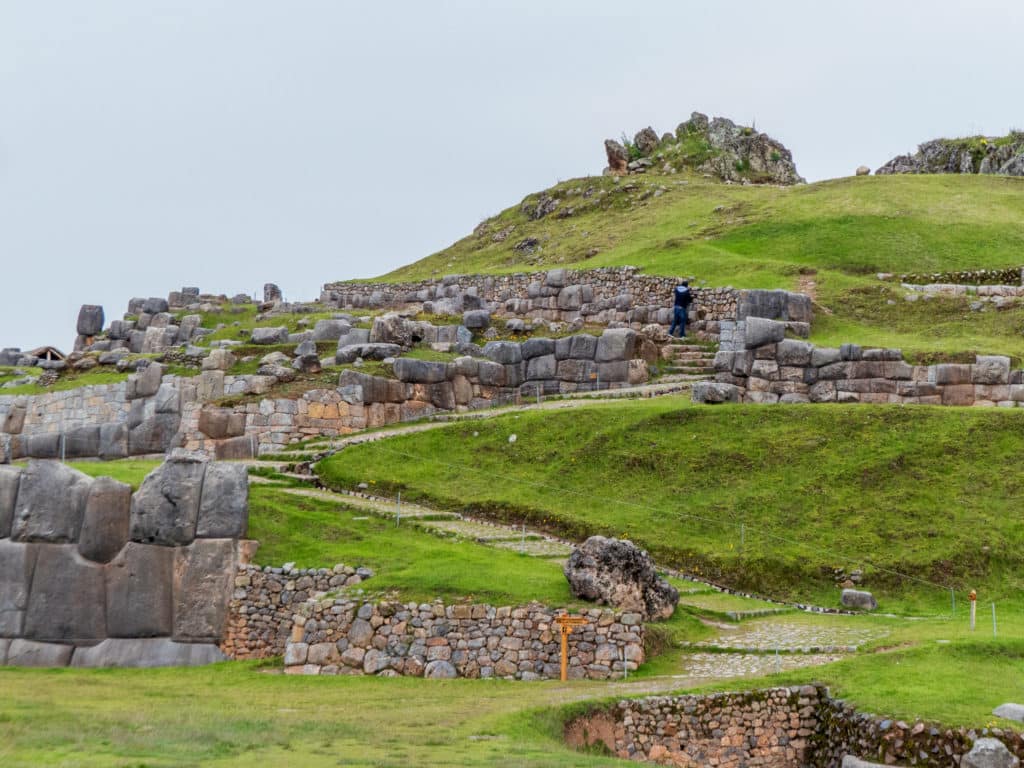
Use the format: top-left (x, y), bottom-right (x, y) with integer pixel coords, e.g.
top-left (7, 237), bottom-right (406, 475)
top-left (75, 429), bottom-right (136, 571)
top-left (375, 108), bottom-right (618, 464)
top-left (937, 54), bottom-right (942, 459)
top-left (553, 615), bottom-right (588, 681)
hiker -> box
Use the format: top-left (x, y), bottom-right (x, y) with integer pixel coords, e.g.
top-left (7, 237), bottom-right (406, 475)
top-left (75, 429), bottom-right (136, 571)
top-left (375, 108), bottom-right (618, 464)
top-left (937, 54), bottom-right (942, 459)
top-left (669, 281), bottom-right (692, 338)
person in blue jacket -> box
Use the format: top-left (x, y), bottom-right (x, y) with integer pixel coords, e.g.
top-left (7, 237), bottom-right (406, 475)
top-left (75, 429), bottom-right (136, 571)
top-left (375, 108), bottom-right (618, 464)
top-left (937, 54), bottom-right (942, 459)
top-left (669, 281), bottom-right (692, 338)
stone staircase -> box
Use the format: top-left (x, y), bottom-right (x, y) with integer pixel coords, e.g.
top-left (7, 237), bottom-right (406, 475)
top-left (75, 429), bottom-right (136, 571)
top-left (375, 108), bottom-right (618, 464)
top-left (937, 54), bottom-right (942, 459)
top-left (660, 339), bottom-right (718, 383)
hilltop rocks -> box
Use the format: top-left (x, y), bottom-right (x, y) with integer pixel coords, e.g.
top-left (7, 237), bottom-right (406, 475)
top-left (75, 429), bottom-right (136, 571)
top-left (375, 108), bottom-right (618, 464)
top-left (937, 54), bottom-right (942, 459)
top-left (877, 134), bottom-right (1024, 176)
top-left (564, 536), bottom-right (678, 620)
top-left (605, 112), bottom-right (803, 185)
top-left (76, 305), bottom-right (104, 337)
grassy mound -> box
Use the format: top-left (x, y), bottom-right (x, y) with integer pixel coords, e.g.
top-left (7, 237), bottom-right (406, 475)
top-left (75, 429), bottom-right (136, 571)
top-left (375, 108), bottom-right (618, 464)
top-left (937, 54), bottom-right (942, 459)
top-left (377, 173), bottom-right (1024, 357)
top-left (317, 397), bottom-right (1024, 611)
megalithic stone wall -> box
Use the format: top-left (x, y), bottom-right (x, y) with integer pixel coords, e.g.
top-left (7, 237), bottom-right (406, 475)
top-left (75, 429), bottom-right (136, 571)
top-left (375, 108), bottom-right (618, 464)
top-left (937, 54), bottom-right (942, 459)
top-left (0, 451), bottom-right (250, 668)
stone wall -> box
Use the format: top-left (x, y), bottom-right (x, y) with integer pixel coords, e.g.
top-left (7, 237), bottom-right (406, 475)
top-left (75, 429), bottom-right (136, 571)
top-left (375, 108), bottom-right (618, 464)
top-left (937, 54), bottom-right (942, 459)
top-left (322, 267), bottom-right (811, 337)
top-left (882, 267), bottom-right (1023, 286)
top-left (566, 686), bottom-right (1024, 767)
top-left (0, 453), bottom-right (249, 667)
top-left (702, 317), bottom-right (1023, 406)
top-left (221, 563), bottom-right (373, 660)
top-left (567, 686), bottom-right (823, 766)
top-left (283, 598), bottom-right (644, 680)
top-left (0, 364), bottom-right (187, 463)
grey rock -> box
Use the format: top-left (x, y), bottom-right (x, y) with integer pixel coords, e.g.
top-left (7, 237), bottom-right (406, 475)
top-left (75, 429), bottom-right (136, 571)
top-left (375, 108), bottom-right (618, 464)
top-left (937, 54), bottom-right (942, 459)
top-left (595, 329), bottom-right (638, 362)
top-left (811, 347), bottom-right (842, 367)
top-left (201, 349), bottom-right (236, 372)
top-left (335, 328), bottom-right (371, 349)
top-left (335, 342), bottom-right (402, 364)
top-left (24, 544), bottom-right (106, 642)
top-left (993, 703), bottom-right (1024, 723)
top-left (744, 317), bottom-right (786, 348)
top-left (370, 314), bottom-right (413, 346)
top-left (76, 305), bottom-right (105, 336)
top-left (71, 637), bottom-right (226, 668)
top-left (129, 454), bottom-right (207, 546)
top-left (11, 460), bottom-right (93, 543)
top-left (172, 538), bottom-right (237, 641)
top-left (424, 660), bottom-right (458, 679)
top-left (840, 343), bottom-right (863, 361)
top-left (251, 326), bottom-right (289, 344)
top-left (78, 476), bottom-right (132, 563)
top-left (482, 341), bottom-right (522, 365)
top-left (521, 337), bottom-right (555, 360)
top-left (462, 310), bottom-right (490, 330)
top-left (564, 536), bottom-right (677, 620)
top-left (0, 539), bottom-right (37, 635)
top-left (106, 543), bottom-right (174, 636)
top-left (4, 639), bottom-right (73, 667)
top-left (294, 339), bottom-right (317, 356)
top-left (962, 738), bottom-right (1019, 768)
top-left (127, 413), bottom-right (180, 456)
top-left (776, 339), bottom-right (813, 366)
top-left (142, 297), bottom-right (169, 315)
top-left (840, 589), bottom-right (878, 611)
top-left (348, 618), bottom-right (374, 648)
top-left (393, 358), bottom-right (449, 384)
top-left (196, 462), bottom-right (249, 539)
top-left (974, 355), bottom-right (1011, 385)
top-left (263, 283), bottom-right (282, 304)
top-left (0, 465), bottom-right (20, 537)
top-left (312, 318), bottom-right (349, 341)
top-left (127, 362), bottom-right (164, 399)
top-left (526, 354), bottom-right (557, 381)
top-left (691, 381), bottom-right (740, 404)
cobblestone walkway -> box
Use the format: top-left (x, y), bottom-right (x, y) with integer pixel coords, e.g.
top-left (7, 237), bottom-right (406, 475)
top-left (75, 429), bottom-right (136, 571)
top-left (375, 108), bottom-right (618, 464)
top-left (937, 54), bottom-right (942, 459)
top-left (689, 621), bottom-right (888, 653)
top-left (680, 651), bottom-right (846, 679)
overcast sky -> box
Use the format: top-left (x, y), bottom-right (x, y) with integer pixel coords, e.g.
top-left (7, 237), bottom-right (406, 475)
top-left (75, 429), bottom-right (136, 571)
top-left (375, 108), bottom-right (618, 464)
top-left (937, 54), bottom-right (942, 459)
top-left (2, 1), bottom-right (1022, 351)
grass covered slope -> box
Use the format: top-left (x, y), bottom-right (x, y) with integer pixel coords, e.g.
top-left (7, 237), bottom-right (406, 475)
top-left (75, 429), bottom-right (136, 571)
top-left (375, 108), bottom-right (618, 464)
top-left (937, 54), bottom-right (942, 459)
top-left (379, 173), bottom-right (1024, 357)
top-left (317, 398), bottom-right (1024, 609)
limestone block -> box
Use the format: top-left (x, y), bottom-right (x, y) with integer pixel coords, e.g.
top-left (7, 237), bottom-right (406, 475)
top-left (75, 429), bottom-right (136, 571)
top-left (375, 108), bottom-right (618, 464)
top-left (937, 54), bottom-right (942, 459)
top-left (962, 738), bottom-right (1019, 768)
top-left (202, 349), bottom-right (236, 372)
top-left (78, 476), bottom-right (132, 563)
top-left (196, 462), bottom-right (249, 539)
top-left (933, 363), bottom-right (973, 385)
top-left (251, 326), bottom-right (289, 345)
top-left (11, 460), bottom-right (93, 543)
top-left (941, 384), bottom-right (976, 406)
top-left (196, 370), bottom-right (225, 402)
top-left (598, 361), bottom-right (629, 383)
top-left (811, 347), bottom-right (841, 367)
top-left (98, 423), bottom-right (128, 460)
top-left (214, 436), bottom-right (256, 460)
top-left (71, 637), bottom-right (226, 668)
top-left (106, 543), bottom-right (174, 637)
top-left (393, 358), bottom-right (449, 384)
top-left (127, 363), bottom-right (164, 400)
top-left (127, 413), bottom-right (180, 456)
top-left (25, 433), bottom-right (61, 459)
top-left (555, 334), bottom-right (598, 361)
top-left (24, 544), bottom-right (106, 642)
top-left (0, 539), bottom-right (37, 635)
top-left (0, 465), bottom-right (20, 538)
top-left (4, 639), bottom-right (73, 667)
top-left (76, 304), bottom-right (105, 336)
top-left (595, 329), bottom-right (638, 362)
top-left (129, 454), bottom-right (207, 546)
top-left (974, 355), bottom-right (1011, 385)
top-left (744, 318), bottom-right (785, 349)
top-left (692, 382), bottom-right (740, 404)
top-left (482, 341), bottom-right (522, 365)
top-left (65, 425), bottom-right (100, 458)
top-left (840, 589), bottom-right (877, 611)
top-left (775, 339), bottom-right (812, 366)
top-left (521, 337), bottom-right (555, 359)
top-left (526, 354), bottom-right (557, 381)
top-left (172, 538), bottom-right (237, 641)
top-left (2, 405), bottom-right (26, 434)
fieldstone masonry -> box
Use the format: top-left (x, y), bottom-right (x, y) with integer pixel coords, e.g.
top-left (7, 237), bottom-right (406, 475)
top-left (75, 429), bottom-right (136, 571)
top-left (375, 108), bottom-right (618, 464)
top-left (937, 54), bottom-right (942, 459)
top-left (0, 453), bottom-right (249, 667)
top-left (283, 598), bottom-right (644, 680)
top-left (568, 687), bottom-right (1024, 767)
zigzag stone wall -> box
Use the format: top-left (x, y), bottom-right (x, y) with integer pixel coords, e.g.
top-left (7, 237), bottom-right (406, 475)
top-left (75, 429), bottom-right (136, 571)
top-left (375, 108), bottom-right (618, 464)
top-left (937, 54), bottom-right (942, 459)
top-left (0, 452), bottom-right (249, 667)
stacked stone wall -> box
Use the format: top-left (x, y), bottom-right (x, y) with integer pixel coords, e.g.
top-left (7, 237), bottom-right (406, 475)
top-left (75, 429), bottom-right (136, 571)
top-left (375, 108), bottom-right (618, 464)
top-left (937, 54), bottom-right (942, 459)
top-left (703, 317), bottom-right (1023, 407)
top-left (566, 687), bottom-right (1024, 767)
top-left (221, 563), bottom-right (372, 659)
top-left (884, 266), bottom-right (1023, 286)
top-left (0, 453), bottom-right (249, 668)
top-left (283, 598), bottom-right (644, 680)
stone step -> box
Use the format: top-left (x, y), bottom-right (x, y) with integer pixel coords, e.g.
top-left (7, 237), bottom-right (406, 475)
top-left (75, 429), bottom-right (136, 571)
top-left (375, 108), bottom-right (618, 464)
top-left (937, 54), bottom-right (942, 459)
top-left (666, 366), bottom-right (716, 375)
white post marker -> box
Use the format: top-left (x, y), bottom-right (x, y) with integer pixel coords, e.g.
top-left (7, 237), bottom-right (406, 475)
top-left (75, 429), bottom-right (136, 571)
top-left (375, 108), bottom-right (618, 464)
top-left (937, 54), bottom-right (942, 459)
top-left (969, 589), bottom-right (977, 631)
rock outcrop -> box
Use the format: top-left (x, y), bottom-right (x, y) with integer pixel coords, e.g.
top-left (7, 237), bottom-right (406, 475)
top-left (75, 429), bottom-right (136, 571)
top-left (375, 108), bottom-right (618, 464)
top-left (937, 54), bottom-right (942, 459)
top-left (603, 111), bottom-right (803, 185)
top-left (876, 133), bottom-right (1024, 176)
top-left (563, 536), bottom-right (678, 620)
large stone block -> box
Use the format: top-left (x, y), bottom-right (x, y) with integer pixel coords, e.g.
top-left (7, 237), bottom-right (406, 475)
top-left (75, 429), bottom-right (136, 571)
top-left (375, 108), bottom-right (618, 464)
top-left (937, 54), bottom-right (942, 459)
top-left (526, 354), bottom-right (557, 381)
top-left (933, 363), bottom-right (973, 385)
top-left (482, 341), bottom-right (522, 365)
top-left (2, 405), bottom-right (26, 434)
top-left (24, 545), bottom-right (106, 642)
top-left (65, 425), bottom-right (101, 458)
top-left (106, 543), bottom-right (173, 637)
top-left (76, 304), bottom-right (105, 337)
top-left (127, 362), bottom-right (164, 399)
top-left (5, 639), bottom-right (73, 667)
top-left (555, 334), bottom-right (598, 361)
top-left (214, 436), bottom-right (257, 460)
top-left (595, 329), bottom-right (638, 362)
top-left (78, 476), bottom-right (132, 563)
top-left (974, 355), bottom-right (1011, 385)
top-left (743, 317), bottom-right (786, 349)
top-left (70, 637), bottom-right (226, 668)
top-left (0, 539), bottom-right (37, 636)
top-left (692, 382), bottom-right (741, 404)
top-left (127, 413), bottom-right (180, 456)
top-left (556, 358), bottom-right (597, 383)
top-left (196, 463), bottom-right (249, 539)
top-left (98, 423), bottom-right (128, 460)
top-left (521, 337), bottom-right (555, 360)
top-left (172, 538), bottom-right (237, 641)
top-left (0, 465), bottom-right (20, 538)
top-left (25, 433), bottom-right (61, 459)
top-left (311, 318), bottom-right (350, 342)
top-left (775, 339), bottom-right (812, 366)
top-left (840, 589), bottom-right (877, 611)
top-left (251, 326), bottom-right (289, 344)
top-left (11, 460), bottom-right (93, 543)
top-left (393, 358), bottom-right (449, 384)
top-left (962, 738), bottom-right (1019, 768)
top-left (196, 370), bottom-right (225, 401)
top-left (129, 454), bottom-right (207, 546)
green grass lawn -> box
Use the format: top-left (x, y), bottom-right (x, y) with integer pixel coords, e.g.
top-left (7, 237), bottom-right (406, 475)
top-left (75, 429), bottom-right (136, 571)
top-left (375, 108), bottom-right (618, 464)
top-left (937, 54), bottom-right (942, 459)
top-left (375, 173), bottom-right (1024, 357)
top-left (67, 459), bottom-right (163, 489)
top-left (316, 397), bottom-right (1024, 611)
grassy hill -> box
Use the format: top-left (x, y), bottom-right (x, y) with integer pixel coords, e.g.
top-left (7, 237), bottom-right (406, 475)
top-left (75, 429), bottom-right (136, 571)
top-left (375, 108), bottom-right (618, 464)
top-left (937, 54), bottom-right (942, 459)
top-left (317, 397), bottom-right (1024, 613)
top-left (380, 173), bottom-right (1024, 358)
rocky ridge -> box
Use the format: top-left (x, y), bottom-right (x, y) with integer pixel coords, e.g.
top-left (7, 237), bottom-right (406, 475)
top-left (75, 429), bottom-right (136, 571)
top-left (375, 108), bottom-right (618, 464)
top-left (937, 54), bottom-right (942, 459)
top-left (877, 132), bottom-right (1024, 176)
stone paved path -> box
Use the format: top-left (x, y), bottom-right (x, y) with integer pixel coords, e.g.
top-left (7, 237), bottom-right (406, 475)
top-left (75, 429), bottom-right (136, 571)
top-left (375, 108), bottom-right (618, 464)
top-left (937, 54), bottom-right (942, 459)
top-left (680, 651), bottom-right (846, 680)
top-left (689, 621), bottom-right (887, 653)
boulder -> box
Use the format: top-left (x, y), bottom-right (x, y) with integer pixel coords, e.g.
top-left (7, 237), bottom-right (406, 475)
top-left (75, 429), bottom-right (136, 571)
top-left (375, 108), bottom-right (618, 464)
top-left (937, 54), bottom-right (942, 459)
top-left (691, 381), bottom-right (741, 404)
top-left (370, 314), bottom-right (413, 346)
top-left (70, 637), bottom-right (226, 668)
top-left (462, 310), bottom-right (490, 330)
top-left (312, 318), bottom-right (350, 341)
top-left (24, 544), bottom-right (107, 642)
top-left (11, 460), bottom-right (93, 543)
top-left (336, 328), bottom-right (371, 349)
top-left (974, 355), bottom-right (1011, 385)
top-left (482, 341), bottom-right (522, 365)
top-left (521, 337), bottom-right (555, 360)
top-left (129, 453), bottom-right (207, 546)
top-left (595, 329), bottom-right (638, 362)
top-left (0, 539), bottom-right (37, 635)
top-left (335, 342), bottom-right (402, 364)
top-left (196, 462), bottom-right (249, 539)
top-left (76, 305), bottom-right (105, 337)
top-left (840, 589), bottom-right (877, 611)
top-left (0, 465), bottom-right (20, 538)
top-left (604, 139), bottom-right (628, 173)
top-left (201, 349), bottom-right (236, 371)
top-left (744, 317), bottom-right (786, 348)
top-left (106, 543), bottom-right (174, 636)
top-left (172, 538), bottom-right (237, 641)
top-left (424, 660), bottom-right (458, 679)
top-left (855, 166), bottom-right (871, 176)
top-left (142, 297), bottom-right (169, 315)
top-left (993, 703), bottom-right (1024, 723)
top-left (4, 639), bottom-right (73, 667)
top-left (251, 326), bottom-right (289, 345)
top-left (78, 476), bottom-right (132, 563)
top-left (563, 536), bottom-right (678, 620)
top-left (556, 334), bottom-right (599, 361)
top-left (962, 738), bottom-right (1019, 768)
top-left (393, 358), bottom-right (449, 384)
top-left (263, 283), bottom-right (282, 304)
top-left (127, 413), bottom-right (180, 456)
top-left (127, 362), bottom-right (164, 399)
